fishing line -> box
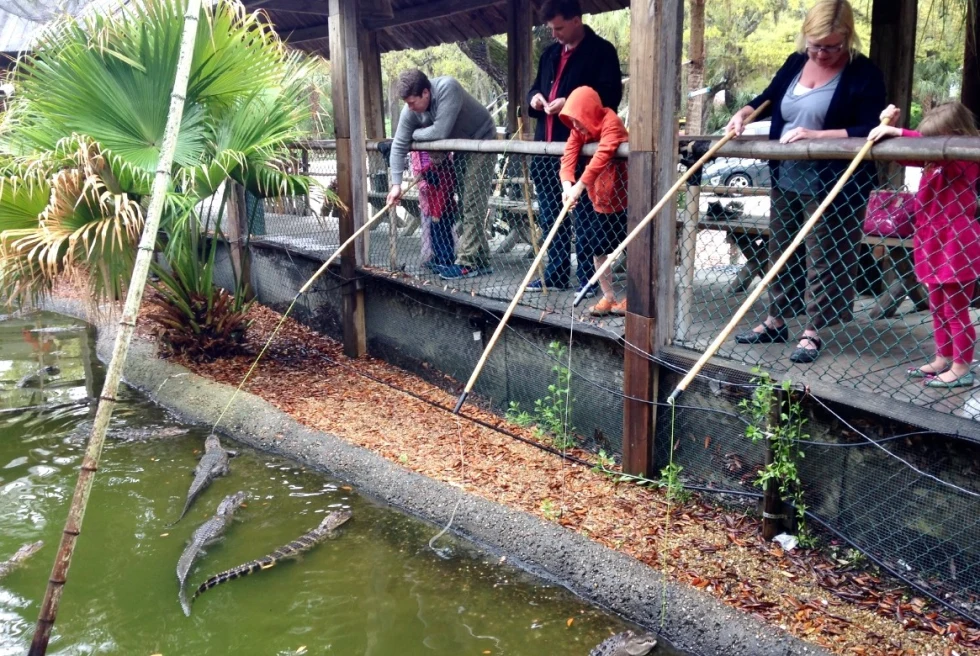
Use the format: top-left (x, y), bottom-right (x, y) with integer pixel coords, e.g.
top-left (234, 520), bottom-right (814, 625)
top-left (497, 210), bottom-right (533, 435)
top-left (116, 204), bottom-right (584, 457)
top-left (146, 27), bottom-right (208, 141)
top-left (660, 401), bottom-right (677, 629)
top-left (426, 410), bottom-right (466, 559)
top-left (207, 178), bottom-right (420, 436)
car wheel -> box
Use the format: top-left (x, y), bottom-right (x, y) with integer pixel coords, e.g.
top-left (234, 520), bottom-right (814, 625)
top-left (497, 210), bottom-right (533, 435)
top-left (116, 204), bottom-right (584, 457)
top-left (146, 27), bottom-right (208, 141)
top-left (726, 172), bottom-right (752, 190)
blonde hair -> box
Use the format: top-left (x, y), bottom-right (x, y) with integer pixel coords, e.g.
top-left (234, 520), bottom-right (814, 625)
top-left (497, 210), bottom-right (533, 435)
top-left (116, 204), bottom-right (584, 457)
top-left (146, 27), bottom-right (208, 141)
top-left (917, 102), bottom-right (980, 137)
top-left (796, 0), bottom-right (862, 60)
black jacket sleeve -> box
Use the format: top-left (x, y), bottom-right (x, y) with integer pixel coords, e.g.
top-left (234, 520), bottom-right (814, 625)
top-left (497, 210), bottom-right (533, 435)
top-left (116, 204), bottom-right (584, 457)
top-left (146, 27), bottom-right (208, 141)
top-left (591, 40), bottom-right (623, 110)
top-left (527, 50), bottom-right (549, 120)
top-left (748, 53), bottom-right (801, 121)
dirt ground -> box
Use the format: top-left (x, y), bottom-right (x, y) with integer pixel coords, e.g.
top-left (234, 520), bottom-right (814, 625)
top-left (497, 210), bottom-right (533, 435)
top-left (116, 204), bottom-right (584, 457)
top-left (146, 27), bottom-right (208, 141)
top-left (141, 300), bottom-right (978, 656)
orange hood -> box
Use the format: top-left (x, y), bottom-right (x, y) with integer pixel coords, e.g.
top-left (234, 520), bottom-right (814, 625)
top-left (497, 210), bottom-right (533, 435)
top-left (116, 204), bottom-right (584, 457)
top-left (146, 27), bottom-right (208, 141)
top-left (559, 86), bottom-right (606, 140)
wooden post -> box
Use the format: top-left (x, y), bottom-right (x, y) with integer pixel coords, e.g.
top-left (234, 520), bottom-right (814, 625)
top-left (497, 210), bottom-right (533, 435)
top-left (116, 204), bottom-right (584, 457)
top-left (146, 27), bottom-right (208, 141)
top-left (676, 184), bottom-right (699, 342)
top-left (623, 0), bottom-right (683, 476)
top-left (233, 183), bottom-right (254, 301)
top-left (685, 0), bottom-right (706, 136)
top-left (330, 0), bottom-right (368, 357)
top-left (963, 0), bottom-right (980, 128)
top-left (507, 0), bottom-right (533, 138)
top-left (225, 184), bottom-right (245, 284)
top-left (870, 0), bottom-right (916, 183)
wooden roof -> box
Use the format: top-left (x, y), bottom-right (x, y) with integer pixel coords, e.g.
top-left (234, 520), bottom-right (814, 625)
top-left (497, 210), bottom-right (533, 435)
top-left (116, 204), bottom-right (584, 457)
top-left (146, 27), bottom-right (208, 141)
top-left (245, 0), bottom-right (630, 56)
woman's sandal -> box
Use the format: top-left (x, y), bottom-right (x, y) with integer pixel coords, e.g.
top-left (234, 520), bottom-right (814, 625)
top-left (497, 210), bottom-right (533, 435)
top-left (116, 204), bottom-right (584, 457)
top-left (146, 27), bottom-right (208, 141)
top-left (789, 334), bottom-right (822, 363)
top-left (907, 363), bottom-right (951, 379)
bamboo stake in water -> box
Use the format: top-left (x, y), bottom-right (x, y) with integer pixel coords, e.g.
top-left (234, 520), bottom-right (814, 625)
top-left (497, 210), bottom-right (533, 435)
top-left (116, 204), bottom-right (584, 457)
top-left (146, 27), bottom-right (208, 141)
top-left (28, 1), bottom-right (204, 652)
top-left (666, 116), bottom-right (892, 405)
top-left (207, 178), bottom-right (420, 434)
top-left (572, 100), bottom-right (772, 307)
top-left (453, 194), bottom-right (577, 414)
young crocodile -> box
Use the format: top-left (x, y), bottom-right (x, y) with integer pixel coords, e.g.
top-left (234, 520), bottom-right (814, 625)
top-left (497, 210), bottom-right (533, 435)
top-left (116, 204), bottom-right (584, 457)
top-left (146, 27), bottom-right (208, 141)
top-left (171, 434), bottom-right (231, 525)
top-left (176, 491), bottom-right (246, 616)
top-left (0, 541), bottom-right (43, 579)
top-left (588, 630), bottom-right (658, 656)
top-left (193, 509), bottom-right (352, 602)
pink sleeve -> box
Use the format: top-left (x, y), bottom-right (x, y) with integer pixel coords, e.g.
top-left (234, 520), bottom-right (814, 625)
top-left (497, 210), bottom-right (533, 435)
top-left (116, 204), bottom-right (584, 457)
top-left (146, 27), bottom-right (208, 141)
top-left (896, 129), bottom-right (923, 168)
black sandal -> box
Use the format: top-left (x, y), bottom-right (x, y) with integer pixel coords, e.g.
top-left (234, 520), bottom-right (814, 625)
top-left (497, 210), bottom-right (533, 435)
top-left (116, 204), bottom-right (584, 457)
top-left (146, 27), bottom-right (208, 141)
top-left (734, 323), bottom-right (788, 344)
top-left (789, 335), bottom-right (822, 363)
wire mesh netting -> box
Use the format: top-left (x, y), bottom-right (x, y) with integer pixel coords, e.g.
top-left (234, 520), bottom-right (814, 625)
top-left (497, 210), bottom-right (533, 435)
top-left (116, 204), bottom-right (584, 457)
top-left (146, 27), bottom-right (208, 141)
top-left (654, 355), bottom-right (980, 625)
top-left (211, 136), bottom-right (980, 625)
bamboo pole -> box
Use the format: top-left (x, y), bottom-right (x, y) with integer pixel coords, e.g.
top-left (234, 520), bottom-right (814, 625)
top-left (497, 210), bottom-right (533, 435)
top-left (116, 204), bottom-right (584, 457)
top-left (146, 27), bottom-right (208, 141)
top-left (207, 178), bottom-right (420, 434)
top-left (571, 100), bottom-right (772, 307)
top-left (666, 116), bottom-right (891, 405)
top-left (453, 195), bottom-right (576, 414)
top-left (28, 0), bottom-right (203, 652)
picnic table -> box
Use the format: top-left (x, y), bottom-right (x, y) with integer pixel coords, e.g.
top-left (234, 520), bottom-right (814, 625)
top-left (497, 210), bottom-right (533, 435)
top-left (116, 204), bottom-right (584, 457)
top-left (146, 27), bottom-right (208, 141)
top-left (697, 211), bottom-right (928, 319)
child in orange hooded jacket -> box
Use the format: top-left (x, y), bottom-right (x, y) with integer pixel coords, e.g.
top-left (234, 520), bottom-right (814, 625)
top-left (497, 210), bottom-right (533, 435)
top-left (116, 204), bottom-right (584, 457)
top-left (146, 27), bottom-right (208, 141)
top-left (559, 86), bottom-right (629, 316)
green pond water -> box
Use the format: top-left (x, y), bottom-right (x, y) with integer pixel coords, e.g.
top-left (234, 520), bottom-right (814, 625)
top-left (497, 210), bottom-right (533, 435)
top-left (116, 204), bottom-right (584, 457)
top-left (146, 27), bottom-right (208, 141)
top-left (0, 311), bottom-right (686, 656)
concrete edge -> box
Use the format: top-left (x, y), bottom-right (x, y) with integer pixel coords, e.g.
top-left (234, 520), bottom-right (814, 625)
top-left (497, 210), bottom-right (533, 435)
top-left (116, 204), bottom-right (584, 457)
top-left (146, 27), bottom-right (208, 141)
top-left (41, 297), bottom-right (828, 656)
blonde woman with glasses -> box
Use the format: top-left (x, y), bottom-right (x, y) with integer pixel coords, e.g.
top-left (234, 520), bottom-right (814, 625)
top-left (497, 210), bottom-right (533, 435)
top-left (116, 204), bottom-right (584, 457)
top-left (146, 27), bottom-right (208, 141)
top-left (728, 0), bottom-right (886, 364)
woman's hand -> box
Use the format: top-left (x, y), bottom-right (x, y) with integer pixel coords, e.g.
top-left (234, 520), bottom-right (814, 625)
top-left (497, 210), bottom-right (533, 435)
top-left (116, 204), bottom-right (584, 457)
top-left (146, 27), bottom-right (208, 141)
top-left (867, 124), bottom-right (901, 143)
top-left (879, 104), bottom-right (901, 125)
top-left (724, 106), bottom-right (752, 136)
top-left (779, 127), bottom-right (821, 144)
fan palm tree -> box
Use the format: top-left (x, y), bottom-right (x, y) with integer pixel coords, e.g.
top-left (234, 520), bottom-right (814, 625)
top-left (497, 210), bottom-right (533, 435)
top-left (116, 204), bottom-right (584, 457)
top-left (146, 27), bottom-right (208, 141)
top-left (0, 0), bottom-right (318, 339)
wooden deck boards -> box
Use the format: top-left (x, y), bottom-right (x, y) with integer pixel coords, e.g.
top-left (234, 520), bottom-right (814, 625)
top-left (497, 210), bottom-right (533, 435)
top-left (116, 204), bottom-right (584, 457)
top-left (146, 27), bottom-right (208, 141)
top-left (254, 213), bottom-right (980, 436)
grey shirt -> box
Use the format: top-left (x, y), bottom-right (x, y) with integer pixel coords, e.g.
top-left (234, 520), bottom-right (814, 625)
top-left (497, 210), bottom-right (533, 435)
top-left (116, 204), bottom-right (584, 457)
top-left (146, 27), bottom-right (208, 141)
top-left (389, 76), bottom-right (496, 184)
top-left (777, 70), bottom-right (841, 193)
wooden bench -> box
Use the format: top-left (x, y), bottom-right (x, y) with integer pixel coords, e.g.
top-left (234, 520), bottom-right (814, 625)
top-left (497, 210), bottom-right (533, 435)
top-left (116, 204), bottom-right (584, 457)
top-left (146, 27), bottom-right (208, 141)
top-left (696, 213), bottom-right (928, 318)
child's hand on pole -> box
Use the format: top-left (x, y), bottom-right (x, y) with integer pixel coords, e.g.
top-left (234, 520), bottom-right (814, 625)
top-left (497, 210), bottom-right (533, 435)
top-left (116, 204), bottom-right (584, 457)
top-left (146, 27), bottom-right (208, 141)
top-left (867, 104), bottom-right (901, 142)
top-left (562, 180), bottom-right (584, 208)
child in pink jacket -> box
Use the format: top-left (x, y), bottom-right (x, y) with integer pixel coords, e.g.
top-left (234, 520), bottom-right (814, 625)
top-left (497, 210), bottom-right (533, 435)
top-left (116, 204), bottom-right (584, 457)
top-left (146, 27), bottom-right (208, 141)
top-left (869, 102), bottom-right (980, 388)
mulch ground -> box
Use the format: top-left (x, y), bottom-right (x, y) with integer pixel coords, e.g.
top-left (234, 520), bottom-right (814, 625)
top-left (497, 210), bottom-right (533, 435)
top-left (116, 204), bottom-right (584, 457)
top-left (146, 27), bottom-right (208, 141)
top-left (141, 300), bottom-right (980, 656)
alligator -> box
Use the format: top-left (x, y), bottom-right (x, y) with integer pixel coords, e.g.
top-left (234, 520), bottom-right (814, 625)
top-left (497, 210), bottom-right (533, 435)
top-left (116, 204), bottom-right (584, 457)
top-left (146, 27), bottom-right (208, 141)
top-left (588, 630), bottom-right (658, 656)
top-left (193, 509), bottom-right (352, 603)
top-left (0, 540), bottom-right (43, 579)
top-left (170, 434), bottom-right (231, 525)
top-left (16, 365), bottom-right (60, 388)
top-left (176, 491), bottom-right (246, 616)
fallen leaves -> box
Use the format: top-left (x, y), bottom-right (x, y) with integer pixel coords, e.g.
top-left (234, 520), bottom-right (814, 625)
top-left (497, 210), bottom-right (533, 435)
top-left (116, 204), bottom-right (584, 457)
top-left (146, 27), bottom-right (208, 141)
top-left (145, 299), bottom-right (979, 656)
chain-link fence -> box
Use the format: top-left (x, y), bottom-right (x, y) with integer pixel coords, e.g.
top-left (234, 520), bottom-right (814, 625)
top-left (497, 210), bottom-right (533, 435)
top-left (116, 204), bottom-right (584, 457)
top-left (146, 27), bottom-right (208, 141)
top-left (219, 135), bottom-right (980, 626)
top-left (653, 353), bottom-right (980, 626)
top-left (675, 142), bottom-right (980, 415)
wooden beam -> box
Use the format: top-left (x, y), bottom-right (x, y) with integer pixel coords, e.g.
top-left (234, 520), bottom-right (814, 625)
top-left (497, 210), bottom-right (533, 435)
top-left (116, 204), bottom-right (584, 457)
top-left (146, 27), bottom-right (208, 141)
top-left (507, 0), bottom-right (533, 137)
top-left (360, 31), bottom-right (386, 140)
top-left (250, 0), bottom-right (330, 15)
top-left (329, 0), bottom-right (368, 358)
top-left (963, 0), bottom-right (980, 128)
top-left (363, 0), bottom-right (503, 31)
top-left (622, 0), bottom-right (683, 477)
top-left (869, 0), bottom-right (916, 128)
top-left (360, 0), bottom-right (393, 19)
top-left (283, 21), bottom-right (329, 45)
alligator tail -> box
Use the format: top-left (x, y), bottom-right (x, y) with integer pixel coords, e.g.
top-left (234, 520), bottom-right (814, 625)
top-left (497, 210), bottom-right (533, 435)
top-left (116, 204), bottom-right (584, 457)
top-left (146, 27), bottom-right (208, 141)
top-left (193, 557), bottom-right (274, 599)
top-left (179, 588), bottom-right (192, 617)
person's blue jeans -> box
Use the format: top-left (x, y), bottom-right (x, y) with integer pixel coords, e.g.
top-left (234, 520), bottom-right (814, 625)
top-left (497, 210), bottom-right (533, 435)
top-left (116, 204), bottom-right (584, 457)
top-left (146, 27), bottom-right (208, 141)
top-left (429, 204), bottom-right (456, 267)
top-left (530, 156), bottom-right (596, 288)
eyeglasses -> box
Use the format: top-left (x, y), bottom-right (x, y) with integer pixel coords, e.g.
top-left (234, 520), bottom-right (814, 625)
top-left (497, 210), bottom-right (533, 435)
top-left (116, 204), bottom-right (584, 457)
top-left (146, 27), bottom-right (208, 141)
top-left (806, 43), bottom-right (844, 54)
